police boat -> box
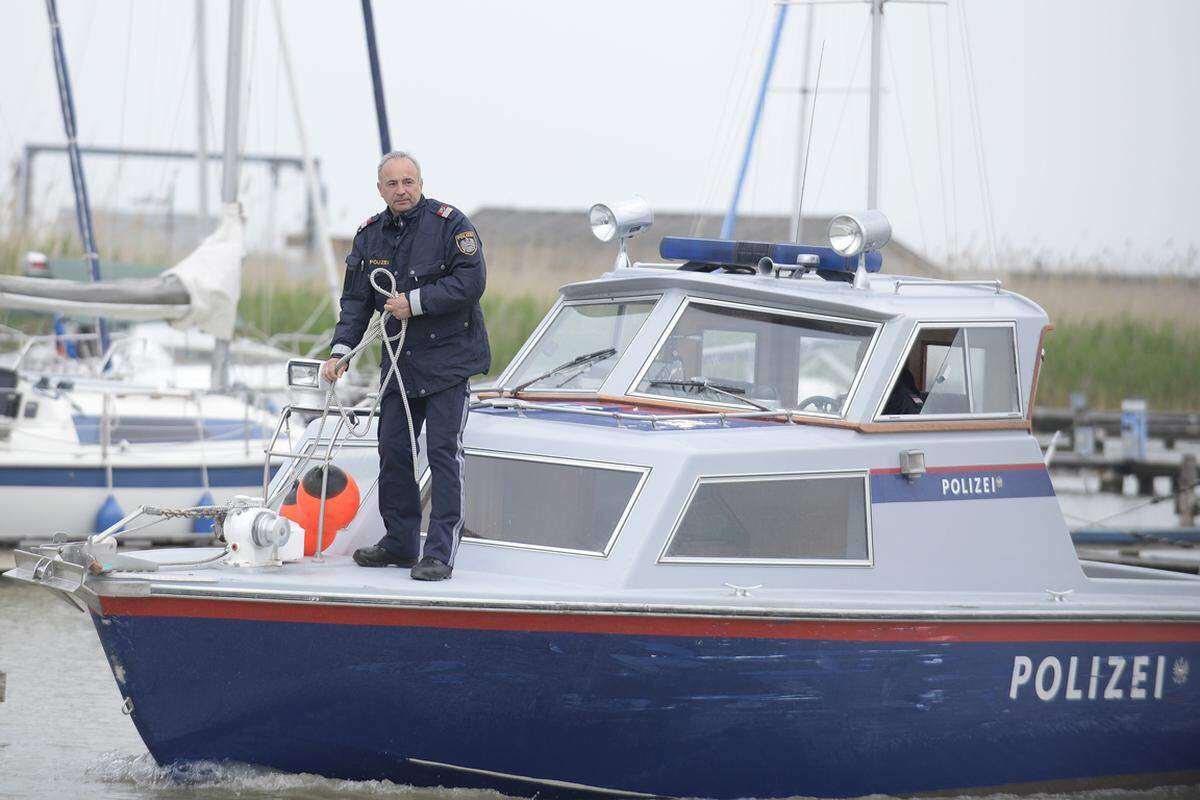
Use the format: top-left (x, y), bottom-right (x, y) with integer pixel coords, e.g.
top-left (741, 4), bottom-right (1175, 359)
top-left (6, 201), bottom-right (1199, 799)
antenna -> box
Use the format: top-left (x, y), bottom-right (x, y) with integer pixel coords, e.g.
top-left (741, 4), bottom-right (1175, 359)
top-left (791, 39), bottom-right (825, 243)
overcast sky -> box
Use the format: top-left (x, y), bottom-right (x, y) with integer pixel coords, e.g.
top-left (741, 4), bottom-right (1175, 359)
top-left (1, 0), bottom-right (1197, 273)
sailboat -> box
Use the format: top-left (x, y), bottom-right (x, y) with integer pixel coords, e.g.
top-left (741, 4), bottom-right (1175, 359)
top-left (0, 0), bottom-right (288, 542)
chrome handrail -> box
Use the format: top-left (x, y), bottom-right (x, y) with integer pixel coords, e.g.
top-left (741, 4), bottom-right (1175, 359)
top-left (259, 402), bottom-right (383, 506)
top-left (892, 279), bottom-right (1002, 295)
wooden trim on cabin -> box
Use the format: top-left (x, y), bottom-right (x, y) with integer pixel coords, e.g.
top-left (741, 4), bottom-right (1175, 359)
top-left (857, 419), bottom-right (1032, 433)
top-left (1027, 323), bottom-right (1054, 421)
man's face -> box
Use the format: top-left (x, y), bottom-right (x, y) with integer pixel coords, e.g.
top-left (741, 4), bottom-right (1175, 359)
top-left (377, 158), bottom-right (423, 214)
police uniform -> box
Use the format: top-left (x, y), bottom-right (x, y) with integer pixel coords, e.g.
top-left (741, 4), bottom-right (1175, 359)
top-left (331, 196), bottom-right (490, 566)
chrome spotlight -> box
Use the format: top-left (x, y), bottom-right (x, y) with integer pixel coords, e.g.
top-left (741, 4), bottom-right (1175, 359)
top-left (828, 211), bottom-right (891, 288)
top-left (589, 197), bottom-right (653, 269)
top-left (828, 211), bottom-right (891, 258)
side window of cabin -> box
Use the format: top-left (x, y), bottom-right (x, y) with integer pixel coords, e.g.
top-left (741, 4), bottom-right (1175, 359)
top-left (661, 474), bottom-right (870, 563)
top-left (421, 453), bottom-right (645, 555)
top-left (881, 325), bottom-right (1020, 417)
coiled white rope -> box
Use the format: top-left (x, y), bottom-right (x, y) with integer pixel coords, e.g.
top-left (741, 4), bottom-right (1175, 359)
top-left (279, 267), bottom-right (420, 505)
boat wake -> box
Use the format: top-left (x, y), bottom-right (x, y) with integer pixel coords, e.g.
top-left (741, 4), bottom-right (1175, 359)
top-left (86, 751), bottom-right (512, 800)
top-left (81, 752), bottom-right (1200, 800)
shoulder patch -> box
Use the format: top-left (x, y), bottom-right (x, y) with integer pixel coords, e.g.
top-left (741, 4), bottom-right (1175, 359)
top-left (357, 212), bottom-right (381, 233)
top-left (436, 204), bottom-right (454, 219)
top-left (454, 230), bottom-right (479, 256)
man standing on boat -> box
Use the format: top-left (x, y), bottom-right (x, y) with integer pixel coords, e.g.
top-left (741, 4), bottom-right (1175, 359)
top-left (321, 151), bottom-right (490, 581)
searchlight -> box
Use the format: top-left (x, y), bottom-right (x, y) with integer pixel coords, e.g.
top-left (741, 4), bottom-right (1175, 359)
top-left (590, 197), bottom-right (653, 270)
top-left (827, 211), bottom-right (891, 288)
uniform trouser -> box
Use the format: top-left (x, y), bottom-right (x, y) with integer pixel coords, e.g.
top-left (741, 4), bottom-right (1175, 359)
top-left (377, 379), bottom-right (469, 565)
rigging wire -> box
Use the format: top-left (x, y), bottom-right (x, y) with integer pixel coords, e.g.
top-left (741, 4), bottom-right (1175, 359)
top-left (811, 15), bottom-right (870, 215)
top-left (792, 40), bottom-right (826, 238)
top-left (689, 3), bottom-right (765, 237)
top-left (1060, 481), bottom-right (1199, 531)
top-left (108, 0), bottom-right (136, 215)
top-left (924, 6), bottom-right (951, 266)
top-left (263, 21), bottom-right (285, 334)
top-left (942, 0), bottom-right (959, 268)
top-left (882, 25), bottom-right (929, 257)
top-left (956, 0), bottom-right (999, 270)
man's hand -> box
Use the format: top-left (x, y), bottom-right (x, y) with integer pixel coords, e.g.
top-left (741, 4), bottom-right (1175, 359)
top-left (384, 294), bottom-right (413, 321)
top-left (321, 356), bottom-right (348, 384)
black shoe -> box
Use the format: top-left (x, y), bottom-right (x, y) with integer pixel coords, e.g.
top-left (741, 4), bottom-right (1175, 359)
top-left (410, 556), bottom-right (453, 581)
top-left (353, 545), bottom-right (417, 568)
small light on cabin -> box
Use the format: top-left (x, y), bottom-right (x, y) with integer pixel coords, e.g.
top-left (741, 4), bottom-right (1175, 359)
top-left (900, 449), bottom-right (926, 481)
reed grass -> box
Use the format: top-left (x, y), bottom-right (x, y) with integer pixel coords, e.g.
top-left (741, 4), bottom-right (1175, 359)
top-left (1037, 318), bottom-right (1200, 412)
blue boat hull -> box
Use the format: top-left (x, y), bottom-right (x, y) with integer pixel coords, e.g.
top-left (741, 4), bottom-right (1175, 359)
top-left (92, 598), bottom-right (1200, 798)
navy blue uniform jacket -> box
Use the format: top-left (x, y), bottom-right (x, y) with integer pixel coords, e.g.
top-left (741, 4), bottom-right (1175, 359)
top-left (330, 197), bottom-right (490, 397)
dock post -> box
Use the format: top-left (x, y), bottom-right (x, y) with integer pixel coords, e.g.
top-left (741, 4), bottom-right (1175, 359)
top-left (1180, 453), bottom-right (1197, 528)
top-left (1121, 398), bottom-right (1148, 461)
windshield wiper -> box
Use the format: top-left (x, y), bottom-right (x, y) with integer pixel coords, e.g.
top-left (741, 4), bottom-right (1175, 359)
top-left (647, 378), bottom-right (771, 411)
top-left (508, 347), bottom-right (617, 395)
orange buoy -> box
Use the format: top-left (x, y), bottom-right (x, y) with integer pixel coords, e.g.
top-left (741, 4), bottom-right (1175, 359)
top-left (282, 465), bottom-right (361, 556)
top-left (279, 480), bottom-right (303, 527)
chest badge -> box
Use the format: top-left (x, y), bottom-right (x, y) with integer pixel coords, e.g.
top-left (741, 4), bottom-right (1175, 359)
top-left (455, 231), bottom-right (478, 256)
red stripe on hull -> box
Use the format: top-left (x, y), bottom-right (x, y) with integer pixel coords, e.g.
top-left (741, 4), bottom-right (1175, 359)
top-left (871, 463), bottom-right (1047, 476)
top-left (97, 596), bottom-right (1200, 643)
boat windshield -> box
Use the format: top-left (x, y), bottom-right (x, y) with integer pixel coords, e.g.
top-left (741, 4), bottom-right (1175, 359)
top-left (632, 300), bottom-right (876, 414)
top-left (505, 299), bottom-right (656, 393)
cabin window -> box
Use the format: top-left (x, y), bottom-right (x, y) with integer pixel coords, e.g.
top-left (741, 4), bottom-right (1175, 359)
top-left (505, 298), bottom-right (656, 392)
top-left (420, 452), bottom-right (646, 555)
top-left (661, 473), bottom-right (871, 564)
top-left (632, 299), bottom-right (877, 415)
top-left (880, 324), bottom-right (1021, 418)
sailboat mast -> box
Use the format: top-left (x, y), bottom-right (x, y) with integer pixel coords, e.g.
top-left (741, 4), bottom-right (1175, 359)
top-left (721, 4), bottom-right (789, 240)
top-left (361, 0), bottom-right (392, 154)
top-left (195, 0), bottom-right (210, 238)
top-left (43, 0), bottom-right (110, 355)
top-left (867, 0), bottom-right (884, 209)
top-left (211, 0), bottom-right (245, 393)
top-left (221, 0), bottom-right (245, 207)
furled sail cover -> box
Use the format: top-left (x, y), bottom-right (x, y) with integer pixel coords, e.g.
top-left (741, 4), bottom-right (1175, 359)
top-left (0, 203), bottom-right (244, 339)
top-left (160, 202), bottom-right (244, 340)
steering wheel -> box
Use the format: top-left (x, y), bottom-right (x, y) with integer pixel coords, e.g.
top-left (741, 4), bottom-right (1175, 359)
top-left (797, 395), bottom-right (840, 413)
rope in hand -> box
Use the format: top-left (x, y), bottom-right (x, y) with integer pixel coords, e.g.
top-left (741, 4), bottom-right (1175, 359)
top-left (274, 267), bottom-right (420, 505)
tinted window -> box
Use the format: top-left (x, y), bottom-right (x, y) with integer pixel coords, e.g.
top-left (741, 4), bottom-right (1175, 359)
top-left (882, 325), bottom-right (1020, 417)
top-left (664, 474), bottom-right (870, 562)
top-left (635, 301), bottom-right (875, 414)
top-left (422, 454), bottom-right (644, 554)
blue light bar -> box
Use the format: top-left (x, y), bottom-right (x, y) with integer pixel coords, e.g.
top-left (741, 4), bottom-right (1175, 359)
top-left (659, 237), bottom-right (883, 273)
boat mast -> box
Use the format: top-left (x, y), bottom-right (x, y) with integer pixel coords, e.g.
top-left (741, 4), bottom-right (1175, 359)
top-left (212, 0), bottom-right (245, 392)
top-left (195, 0), bottom-right (210, 239)
top-left (721, 3), bottom-right (789, 240)
top-left (43, 0), bottom-right (111, 356)
top-left (866, 0), bottom-right (883, 209)
top-left (361, 0), bottom-right (392, 154)
top-left (271, 0), bottom-right (342, 316)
